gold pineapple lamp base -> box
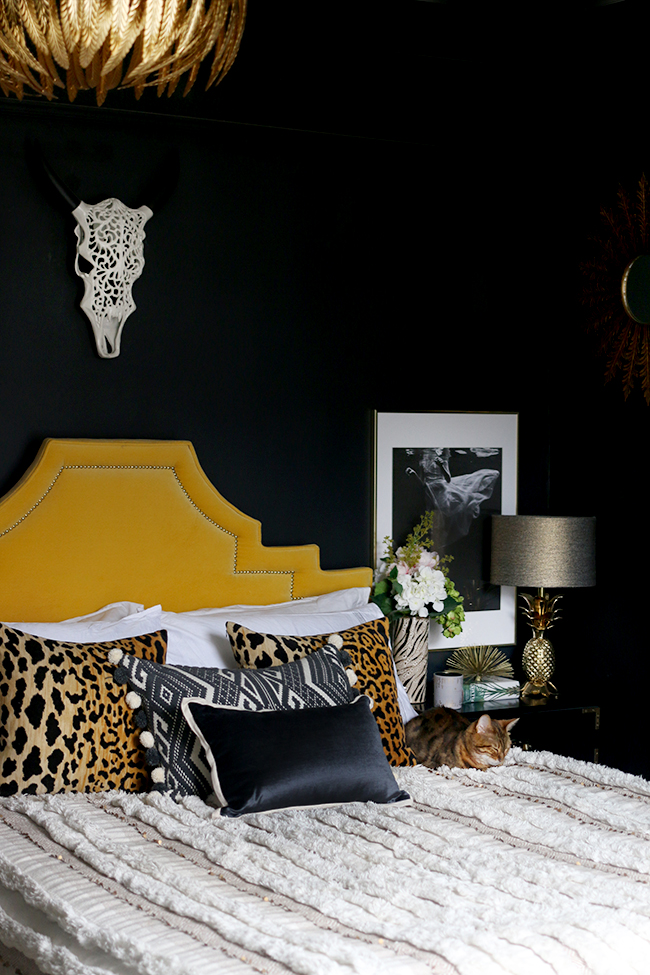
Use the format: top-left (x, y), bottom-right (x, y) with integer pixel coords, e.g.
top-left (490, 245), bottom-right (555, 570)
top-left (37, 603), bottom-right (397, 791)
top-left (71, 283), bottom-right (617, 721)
top-left (519, 590), bottom-right (561, 701)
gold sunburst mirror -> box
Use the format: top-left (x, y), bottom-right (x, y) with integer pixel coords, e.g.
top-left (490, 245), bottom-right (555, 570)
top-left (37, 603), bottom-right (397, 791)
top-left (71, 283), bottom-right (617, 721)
top-left (581, 174), bottom-right (650, 404)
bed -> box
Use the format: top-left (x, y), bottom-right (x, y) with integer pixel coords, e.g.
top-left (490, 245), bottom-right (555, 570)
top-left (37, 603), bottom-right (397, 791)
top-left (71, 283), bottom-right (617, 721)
top-left (1, 439), bottom-right (650, 975)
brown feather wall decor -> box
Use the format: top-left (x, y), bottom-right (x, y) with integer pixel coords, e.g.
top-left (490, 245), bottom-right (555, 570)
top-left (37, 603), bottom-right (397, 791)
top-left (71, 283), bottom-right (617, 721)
top-left (0, 0), bottom-right (245, 104)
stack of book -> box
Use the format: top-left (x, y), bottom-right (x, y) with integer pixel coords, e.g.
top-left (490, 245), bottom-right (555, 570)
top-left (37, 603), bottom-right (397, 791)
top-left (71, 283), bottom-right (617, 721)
top-left (462, 677), bottom-right (520, 705)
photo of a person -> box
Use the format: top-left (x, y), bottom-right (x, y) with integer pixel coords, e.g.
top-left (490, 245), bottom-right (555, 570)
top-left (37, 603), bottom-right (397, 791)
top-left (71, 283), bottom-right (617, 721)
top-left (392, 446), bottom-right (502, 612)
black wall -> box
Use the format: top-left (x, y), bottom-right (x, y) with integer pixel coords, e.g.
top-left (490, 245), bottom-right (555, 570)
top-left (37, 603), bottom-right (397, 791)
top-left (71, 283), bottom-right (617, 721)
top-left (1, 1), bottom-right (647, 774)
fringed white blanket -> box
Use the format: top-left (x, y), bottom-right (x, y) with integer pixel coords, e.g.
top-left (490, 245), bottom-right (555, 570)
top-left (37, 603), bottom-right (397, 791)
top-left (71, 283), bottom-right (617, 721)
top-left (2, 748), bottom-right (650, 975)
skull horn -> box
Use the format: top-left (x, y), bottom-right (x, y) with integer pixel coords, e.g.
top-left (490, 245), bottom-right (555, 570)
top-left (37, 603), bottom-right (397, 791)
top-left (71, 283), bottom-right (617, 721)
top-left (27, 140), bottom-right (81, 212)
top-left (41, 157), bottom-right (80, 211)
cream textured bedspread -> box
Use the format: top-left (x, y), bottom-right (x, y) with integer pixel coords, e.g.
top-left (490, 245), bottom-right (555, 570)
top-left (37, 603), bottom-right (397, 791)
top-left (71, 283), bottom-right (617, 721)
top-left (2, 748), bottom-right (650, 975)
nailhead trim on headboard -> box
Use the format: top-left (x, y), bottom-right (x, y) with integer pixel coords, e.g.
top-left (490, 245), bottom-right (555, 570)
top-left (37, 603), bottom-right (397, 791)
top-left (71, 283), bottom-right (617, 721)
top-left (1, 464), bottom-right (296, 598)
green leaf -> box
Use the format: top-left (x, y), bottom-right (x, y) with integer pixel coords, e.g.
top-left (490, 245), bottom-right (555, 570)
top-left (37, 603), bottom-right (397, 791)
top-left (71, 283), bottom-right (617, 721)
top-left (372, 593), bottom-right (394, 616)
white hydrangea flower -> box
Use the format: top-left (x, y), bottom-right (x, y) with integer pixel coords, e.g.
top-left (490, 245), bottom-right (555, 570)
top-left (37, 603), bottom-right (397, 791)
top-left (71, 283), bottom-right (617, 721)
top-left (394, 564), bottom-right (447, 616)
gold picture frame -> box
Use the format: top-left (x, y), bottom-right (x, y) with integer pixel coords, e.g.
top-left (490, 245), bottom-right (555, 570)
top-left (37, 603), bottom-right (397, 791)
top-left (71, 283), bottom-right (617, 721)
top-left (374, 411), bottom-right (518, 650)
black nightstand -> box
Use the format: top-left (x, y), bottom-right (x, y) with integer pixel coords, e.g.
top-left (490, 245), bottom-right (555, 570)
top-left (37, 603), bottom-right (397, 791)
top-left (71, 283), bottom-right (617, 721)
top-left (460, 696), bottom-right (601, 764)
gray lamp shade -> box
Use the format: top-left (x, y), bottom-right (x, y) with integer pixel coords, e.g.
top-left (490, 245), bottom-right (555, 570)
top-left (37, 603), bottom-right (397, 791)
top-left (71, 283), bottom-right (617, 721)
top-left (490, 515), bottom-right (596, 589)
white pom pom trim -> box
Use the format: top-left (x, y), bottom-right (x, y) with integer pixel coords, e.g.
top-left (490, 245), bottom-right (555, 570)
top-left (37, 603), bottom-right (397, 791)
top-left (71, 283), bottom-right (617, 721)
top-left (107, 648), bottom-right (123, 665)
top-left (328, 634), bottom-right (343, 649)
top-left (346, 668), bottom-right (358, 686)
top-left (139, 731), bottom-right (155, 749)
top-left (125, 691), bottom-right (142, 710)
top-left (151, 768), bottom-right (165, 784)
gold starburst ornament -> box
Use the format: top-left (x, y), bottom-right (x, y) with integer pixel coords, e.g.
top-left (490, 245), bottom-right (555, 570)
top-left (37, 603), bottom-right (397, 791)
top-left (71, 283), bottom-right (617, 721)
top-left (0, 0), bottom-right (246, 105)
top-left (445, 645), bottom-right (515, 683)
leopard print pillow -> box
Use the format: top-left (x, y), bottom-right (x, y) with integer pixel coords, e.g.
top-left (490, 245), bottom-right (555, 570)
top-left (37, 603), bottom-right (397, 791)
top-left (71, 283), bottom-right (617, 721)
top-left (227, 617), bottom-right (416, 767)
top-left (0, 624), bottom-right (167, 797)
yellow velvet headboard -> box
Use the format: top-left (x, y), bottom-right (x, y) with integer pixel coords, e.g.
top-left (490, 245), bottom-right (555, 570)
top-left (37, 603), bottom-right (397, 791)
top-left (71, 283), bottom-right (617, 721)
top-left (0, 439), bottom-right (372, 621)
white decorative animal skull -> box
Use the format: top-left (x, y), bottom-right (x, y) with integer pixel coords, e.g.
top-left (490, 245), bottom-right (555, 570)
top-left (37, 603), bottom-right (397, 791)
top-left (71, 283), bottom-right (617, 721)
top-left (72, 197), bottom-right (153, 358)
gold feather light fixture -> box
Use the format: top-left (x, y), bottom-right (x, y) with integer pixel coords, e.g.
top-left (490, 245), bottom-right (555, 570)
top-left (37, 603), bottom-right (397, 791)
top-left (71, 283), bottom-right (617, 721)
top-left (0, 0), bottom-right (246, 105)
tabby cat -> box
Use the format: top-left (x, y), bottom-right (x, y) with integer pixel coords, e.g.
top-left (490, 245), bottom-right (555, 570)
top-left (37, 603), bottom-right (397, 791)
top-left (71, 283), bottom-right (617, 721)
top-left (405, 706), bottom-right (518, 770)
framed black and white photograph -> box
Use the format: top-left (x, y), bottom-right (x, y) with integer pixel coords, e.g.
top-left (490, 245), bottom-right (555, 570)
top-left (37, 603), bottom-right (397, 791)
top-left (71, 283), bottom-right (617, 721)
top-left (374, 411), bottom-right (518, 649)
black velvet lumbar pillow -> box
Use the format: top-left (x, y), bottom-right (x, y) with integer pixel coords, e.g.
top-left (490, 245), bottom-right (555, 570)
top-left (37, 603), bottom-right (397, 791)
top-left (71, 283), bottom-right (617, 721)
top-left (181, 695), bottom-right (411, 818)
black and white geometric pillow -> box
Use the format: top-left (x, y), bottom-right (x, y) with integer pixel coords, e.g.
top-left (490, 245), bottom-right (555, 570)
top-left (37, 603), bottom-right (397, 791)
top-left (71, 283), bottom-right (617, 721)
top-left (109, 640), bottom-right (357, 800)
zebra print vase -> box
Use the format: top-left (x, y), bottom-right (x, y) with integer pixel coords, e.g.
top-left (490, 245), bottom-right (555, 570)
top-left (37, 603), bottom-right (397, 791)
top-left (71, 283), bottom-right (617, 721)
top-left (390, 616), bottom-right (430, 712)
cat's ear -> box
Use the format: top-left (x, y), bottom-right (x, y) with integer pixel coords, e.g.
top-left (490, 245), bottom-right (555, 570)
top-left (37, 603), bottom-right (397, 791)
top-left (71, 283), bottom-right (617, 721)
top-left (476, 714), bottom-right (493, 734)
top-left (503, 718), bottom-right (519, 732)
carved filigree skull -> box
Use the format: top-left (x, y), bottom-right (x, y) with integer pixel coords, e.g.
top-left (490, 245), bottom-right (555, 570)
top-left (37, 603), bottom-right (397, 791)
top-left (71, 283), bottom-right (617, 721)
top-left (73, 198), bottom-right (153, 358)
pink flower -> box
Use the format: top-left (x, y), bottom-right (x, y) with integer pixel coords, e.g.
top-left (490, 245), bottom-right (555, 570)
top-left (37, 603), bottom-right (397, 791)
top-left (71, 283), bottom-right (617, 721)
top-left (393, 556), bottom-right (414, 576)
top-left (417, 550), bottom-right (440, 570)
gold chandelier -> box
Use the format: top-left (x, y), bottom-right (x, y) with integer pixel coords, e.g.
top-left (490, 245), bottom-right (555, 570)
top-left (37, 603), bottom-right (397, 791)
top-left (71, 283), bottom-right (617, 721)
top-left (0, 0), bottom-right (246, 105)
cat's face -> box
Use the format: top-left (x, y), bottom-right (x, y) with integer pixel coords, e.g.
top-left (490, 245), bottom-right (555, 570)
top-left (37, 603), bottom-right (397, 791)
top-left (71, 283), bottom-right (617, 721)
top-left (466, 713), bottom-right (518, 769)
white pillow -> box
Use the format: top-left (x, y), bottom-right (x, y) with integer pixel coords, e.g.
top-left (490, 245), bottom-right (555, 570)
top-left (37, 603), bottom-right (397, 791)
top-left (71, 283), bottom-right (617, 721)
top-left (394, 671), bottom-right (418, 723)
top-left (62, 601), bottom-right (146, 623)
top-left (180, 586), bottom-right (373, 618)
top-left (162, 602), bottom-right (384, 669)
top-left (6, 603), bottom-right (163, 643)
